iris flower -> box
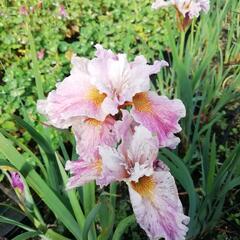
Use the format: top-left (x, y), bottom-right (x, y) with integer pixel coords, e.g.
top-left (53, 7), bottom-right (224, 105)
top-left (38, 45), bottom-right (185, 157)
top-left (152, 0), bottom-right (210, 30)
top-left (152, 0), bottom-right (210, 18)
top-left (38, 45), bottom-right (189, 239)
top-left (66, 124), bottom-right (189, 240)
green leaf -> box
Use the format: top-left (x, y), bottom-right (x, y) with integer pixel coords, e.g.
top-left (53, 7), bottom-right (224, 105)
top-left (98, 197), bottom-right (115, 240)
top-left (82, 203), bottom-right (101, 240)
top-left (55, 153), bottom-right (85, 229)
top-left (112, 215), bottom-right (135, 240)
top-left (0, 216), bottom-right (36, 232)
top-left (0, 133), bottom-right (82, 240)
top-left (12, 231), bottom-right (40, 240)
top-left (13, 115), bottom-right (60, 194)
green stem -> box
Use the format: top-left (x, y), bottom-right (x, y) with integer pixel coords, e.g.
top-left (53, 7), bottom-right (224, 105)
top-left (179, 30), bottom-right (186, 60)
top-left (110, 182), bottom-right (117, 210)
top-left (83, 182), bottom-right (97, 240)
top-left (26, 17), bottom-right (44, 99)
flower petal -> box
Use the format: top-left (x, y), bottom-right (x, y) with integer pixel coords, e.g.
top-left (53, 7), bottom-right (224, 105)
top-left (115, 110), bottom-right (138, 146)
top-left (127, 125), bottom-right (159, 167)
top-left (98, 145), bottom-right (127, 187)
top-left (152, 0), bottom-right (174, 9)
top-left (128, 169), bottom-right (189, 240)
top-left (73, 116), bottom-right (117, 161)
top-left (132, 91), bottom-right (186, 149)
top-left (65, 159), bottom-right (101, 189)
top-left (89, 45), bottom-right (168, 113)
top-left (37, 56), bottom-right (107, 128)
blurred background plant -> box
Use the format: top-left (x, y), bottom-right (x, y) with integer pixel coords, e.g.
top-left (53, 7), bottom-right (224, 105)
top-left (0, 0), bottom-right (239, 239)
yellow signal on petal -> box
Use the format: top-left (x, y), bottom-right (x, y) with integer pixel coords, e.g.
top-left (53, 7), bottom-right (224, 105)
top-left (86, 88), bottom-right (106, 106)
top-left (131, 176), bottom-right (155, 199)
top-left (133, 92), bottom-right (152, 113)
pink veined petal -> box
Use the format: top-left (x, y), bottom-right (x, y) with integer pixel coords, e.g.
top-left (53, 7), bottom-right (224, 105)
top-left (95, 44), bottom-right (118, 60)
top-left (127, 125), bottom-right (159, 168)
top-left (131, 91), bottom-right (186, 149)
top-left (128, 169), bottom-right (189, 240)
top-left (198, 0), bottom-right (210, 13)
top-left (72, 116), bottom-right (117, 161)
top-left (89, 44), bottom-right (168, 112)
top-left (37, 56), bottom-right (108, 128)
top-left (98, 145), bottom-right (127, 187)
top-left (65, 159), bottom-right (101, 189)
top-left (176, 0), bottom-right (209, 18)
top-left (186, 1), bottom-right (202, 18)
top-left (151, 0), bottom-right (175, 9)
top-left (115, 110), bottom-right (139, 146)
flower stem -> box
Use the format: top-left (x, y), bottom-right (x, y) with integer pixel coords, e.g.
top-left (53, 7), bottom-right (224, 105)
top-left (179, 30), bottom-right (186, 60)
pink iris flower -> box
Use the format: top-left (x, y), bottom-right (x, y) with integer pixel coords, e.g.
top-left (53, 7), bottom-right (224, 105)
top-left (37, 45), bottom-right (184, 149)
top-left (152, 0), bottom-right (210, 19)
top-left (38, 45), bottom-right (189, 238)
top-left (66, 125), bottom-right (189, 240)
top-left (11, 172), bottom-right (24, 193)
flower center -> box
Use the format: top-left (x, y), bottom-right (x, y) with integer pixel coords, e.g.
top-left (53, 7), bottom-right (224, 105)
top-left (132, 92), bottom-right (152, 112)
top-left (84, 118), bottom-right (102, 126)
top-left (131, 176), bottom-right (155, 199)
top-left (87, 88), bottom-right (106, 106)
top-left (94, 159), bottom-right (103, 174)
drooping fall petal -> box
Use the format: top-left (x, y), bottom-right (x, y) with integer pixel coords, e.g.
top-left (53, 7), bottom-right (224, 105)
top-left (131, 91), bottom-right (186, 149)
top-left (73, 116), bottom-right (117, 161)
top-left (128, 169), bottom-right (189, 240)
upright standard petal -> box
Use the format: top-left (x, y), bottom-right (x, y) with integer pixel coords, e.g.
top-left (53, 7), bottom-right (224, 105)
top-left (73, 116), bottom-right (117, 160)
top-left (128, 169), bottom-right (189, 240)
top-left (131, 91), bottom-right (186, 149)
top-left (115, 110), bottom-right (138, 147)
top-left (88, 45), bottom-right (168, 115)
top-left (37, 56), bottom-right (107, 128)
top-left (152, 0), bottom-right (174, 9)
top-left (127, 125), bottom-right (159, 170)
top-left (152, 0), bottom-right (210, 19)
top-left (98, 145), bottom-right (128, 187)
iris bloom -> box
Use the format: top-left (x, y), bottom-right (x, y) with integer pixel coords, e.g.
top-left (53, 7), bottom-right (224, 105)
top-left (152, 0), bottom-right (209, 18)
top-left (38, 45), bottom-right (185, 150)
top-left (66, 125), bottom-right (189, 240)
top-left (11, 172), bottom-right (24, 193)
top-left (152, 0), bottom-right (210, 30)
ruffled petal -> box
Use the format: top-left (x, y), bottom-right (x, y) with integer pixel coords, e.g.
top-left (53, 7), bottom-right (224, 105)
top-left (37, 57), bottom-right (107, 128)
top-left (88, 44), bottom-right (168, 113)
top-left (131, 91), bottom-right (186, 149)
top-left (98, 145), bottom-right (128, 187)
top-left (73, 116), bottom-right (117, 161)
top-left (199, 0), bottom-right (210, 13)
top-left (65, 159), bottom-right (101, 189)
top-left (115, 110), bottom-right (138, 146)
top-left (127, 125), bottom-right (159, 168)
top-left (151, 0), bottom-right (174, 9)
top-left (128, 169), bottom-right (189, 240)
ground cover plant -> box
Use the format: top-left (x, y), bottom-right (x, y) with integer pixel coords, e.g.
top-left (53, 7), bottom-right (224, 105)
top-left (0, 0), bottom-right (240, 239)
